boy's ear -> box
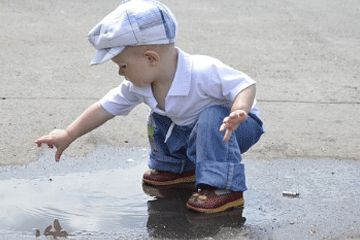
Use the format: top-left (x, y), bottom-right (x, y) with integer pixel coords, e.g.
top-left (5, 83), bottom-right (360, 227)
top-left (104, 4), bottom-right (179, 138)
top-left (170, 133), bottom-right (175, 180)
top-left (144, 50), bottom-right (160, 65)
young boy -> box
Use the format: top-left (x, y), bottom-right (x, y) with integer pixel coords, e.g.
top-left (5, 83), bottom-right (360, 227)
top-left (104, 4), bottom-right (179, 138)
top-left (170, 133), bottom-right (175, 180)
top-left (35, 0), bottom-right (264, 213)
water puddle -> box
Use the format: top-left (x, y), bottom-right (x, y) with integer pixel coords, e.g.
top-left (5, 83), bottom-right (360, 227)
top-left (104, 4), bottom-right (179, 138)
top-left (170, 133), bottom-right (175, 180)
top-left (0, 146), bottom-right (152, 239)
top-left (0, 146), bottom-right (247, 239)
top-left (1, 146), bottom-right (360, 239)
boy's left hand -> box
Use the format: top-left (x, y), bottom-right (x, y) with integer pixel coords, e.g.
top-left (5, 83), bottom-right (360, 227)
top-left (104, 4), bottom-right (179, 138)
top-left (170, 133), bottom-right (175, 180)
top-left (220, 110), bottom-right (248, 142)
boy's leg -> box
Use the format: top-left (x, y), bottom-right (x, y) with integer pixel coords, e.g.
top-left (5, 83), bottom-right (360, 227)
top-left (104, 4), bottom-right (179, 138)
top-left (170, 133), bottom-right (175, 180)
top-left (236, 112), bottom-right (265, 154)
top-left (186, 105), bottom-right (264, 213)
top-left (187, 105), bottom-right (246, 192)
top-left (143, 112), bottom-right (195, 186)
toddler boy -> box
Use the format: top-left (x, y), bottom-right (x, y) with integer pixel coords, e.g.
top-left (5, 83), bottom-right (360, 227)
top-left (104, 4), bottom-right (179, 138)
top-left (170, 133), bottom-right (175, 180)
top-left (35, 0), bottom-right (264, 213)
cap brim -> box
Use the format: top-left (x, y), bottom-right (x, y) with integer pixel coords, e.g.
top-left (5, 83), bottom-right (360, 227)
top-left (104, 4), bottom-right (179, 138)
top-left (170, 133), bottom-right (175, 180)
top-left (90, 46), bottom-right (125, 65)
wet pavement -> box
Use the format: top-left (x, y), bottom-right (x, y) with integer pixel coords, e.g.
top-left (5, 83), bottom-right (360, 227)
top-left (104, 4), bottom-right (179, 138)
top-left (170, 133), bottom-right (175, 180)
top-left (1, 146), bottom-right (359, 239)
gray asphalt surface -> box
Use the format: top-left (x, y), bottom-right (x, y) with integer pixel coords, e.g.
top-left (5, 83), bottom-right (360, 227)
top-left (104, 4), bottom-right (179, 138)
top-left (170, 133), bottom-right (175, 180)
top-left (0, 0), bottom-right (359, 239)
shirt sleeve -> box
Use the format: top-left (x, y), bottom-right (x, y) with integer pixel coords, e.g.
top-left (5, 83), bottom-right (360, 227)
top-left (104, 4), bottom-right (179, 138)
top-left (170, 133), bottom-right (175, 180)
top-left (206, 58), bottom-right (256, 102)
top-left (99, 81), bottom-right (142, 116)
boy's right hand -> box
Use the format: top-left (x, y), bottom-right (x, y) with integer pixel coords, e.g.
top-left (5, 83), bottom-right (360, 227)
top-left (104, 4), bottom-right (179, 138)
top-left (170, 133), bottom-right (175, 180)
top-left (34, 129), bottom-right (73, 162)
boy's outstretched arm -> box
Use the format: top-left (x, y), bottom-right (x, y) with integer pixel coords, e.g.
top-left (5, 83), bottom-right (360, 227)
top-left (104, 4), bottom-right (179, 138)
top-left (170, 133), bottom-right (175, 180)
top-left (34, 102), bottom-right (114, 162)
top-left (220, 84), bottom-right (256, 142)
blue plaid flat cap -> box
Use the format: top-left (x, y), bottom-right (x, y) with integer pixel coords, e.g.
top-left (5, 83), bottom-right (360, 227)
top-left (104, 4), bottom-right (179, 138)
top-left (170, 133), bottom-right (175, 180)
top-left (88, 0), bottom-right (177, 65)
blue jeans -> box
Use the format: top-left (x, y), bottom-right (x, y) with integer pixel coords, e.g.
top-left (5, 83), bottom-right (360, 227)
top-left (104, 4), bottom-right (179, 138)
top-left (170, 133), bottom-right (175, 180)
top-left (147, 105), bottom-right (264, 192)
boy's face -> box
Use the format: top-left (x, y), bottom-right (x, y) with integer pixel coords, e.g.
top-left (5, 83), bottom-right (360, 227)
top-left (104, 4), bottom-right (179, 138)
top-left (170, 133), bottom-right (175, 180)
top-left (111, 46), bottom-right (155, 87)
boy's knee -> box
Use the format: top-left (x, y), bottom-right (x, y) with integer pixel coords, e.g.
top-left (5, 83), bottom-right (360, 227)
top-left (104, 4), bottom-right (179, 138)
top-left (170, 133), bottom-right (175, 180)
top-left (198, 105), bottom-right (229, 126)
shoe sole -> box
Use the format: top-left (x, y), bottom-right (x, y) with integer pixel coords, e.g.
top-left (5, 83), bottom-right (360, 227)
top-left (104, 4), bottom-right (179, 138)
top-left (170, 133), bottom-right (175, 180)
top-left (143, 176), bottom-right (196, 186)
top-left (185, 198), bottom-right (244, 214)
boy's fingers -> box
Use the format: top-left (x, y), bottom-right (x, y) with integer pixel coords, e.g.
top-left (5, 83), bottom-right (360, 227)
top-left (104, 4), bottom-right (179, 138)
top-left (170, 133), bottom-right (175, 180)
top-left (34, 139), bottom-right (41, 146)
top-left (220, 115), bottom-right (232, 131)
top-left (219, 123), bottom-right (226, 132)
top-left (220, 110), bottom-right (248, 138)
top-left (55, 149), bottom-right (63, 162)
top-left (223, 129), bottom-right (233, 142)
top-left (222, 116), bottom-right (229, 124)
top-left (229, 112), bottom-right (238, 119)
top-left (35, 136), bottom-right (53, 145)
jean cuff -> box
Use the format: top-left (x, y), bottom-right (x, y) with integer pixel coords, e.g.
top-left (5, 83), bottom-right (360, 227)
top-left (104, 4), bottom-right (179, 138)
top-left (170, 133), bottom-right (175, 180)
top-left (196, 161), bottom-right (247, 192)
top-left (148, 150), bottom-right (195, 174)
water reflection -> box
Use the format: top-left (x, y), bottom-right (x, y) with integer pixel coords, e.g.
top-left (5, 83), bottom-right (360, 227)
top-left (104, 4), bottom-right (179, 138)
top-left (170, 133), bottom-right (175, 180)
top-left (2, 148), bottom-right (359, 239)
top-left (0, 153), bottom-right (245, 240)
top-left (36, 219), bottom-right (71, 238)
top-left (143, 184), bottom-right (246, 239)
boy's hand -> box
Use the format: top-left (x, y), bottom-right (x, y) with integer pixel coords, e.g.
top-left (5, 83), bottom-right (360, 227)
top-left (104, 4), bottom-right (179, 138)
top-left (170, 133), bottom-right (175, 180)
top-left (34, 129), bottom-right (73, 162)
top-left (219, 110), bottom-right (248, 142)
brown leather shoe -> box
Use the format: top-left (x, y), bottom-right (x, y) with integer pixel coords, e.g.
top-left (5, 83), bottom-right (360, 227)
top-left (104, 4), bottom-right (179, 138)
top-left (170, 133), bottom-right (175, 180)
top-left (142, 169), bottom-right (196, 186)
top-left (186, 188), bottom-right (244, 213)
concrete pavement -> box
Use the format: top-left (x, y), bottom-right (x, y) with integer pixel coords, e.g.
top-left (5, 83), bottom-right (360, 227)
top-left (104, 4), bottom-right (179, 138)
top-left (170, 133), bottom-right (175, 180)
top-left (0, 0), bottom-right (359, 239)
top-left (1, 0), bottom-right (359, 165)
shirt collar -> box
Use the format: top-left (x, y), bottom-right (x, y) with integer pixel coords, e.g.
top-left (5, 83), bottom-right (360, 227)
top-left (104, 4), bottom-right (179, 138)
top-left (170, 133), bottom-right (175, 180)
top-left (167, 47), bottom-right (192, 96)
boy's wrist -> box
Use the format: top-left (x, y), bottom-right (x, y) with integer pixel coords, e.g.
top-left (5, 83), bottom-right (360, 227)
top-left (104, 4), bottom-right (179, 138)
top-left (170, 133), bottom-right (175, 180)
top-left (230, 108), bottom-right (248, 115)
top-left (65, 129), bottom-right (76, 143)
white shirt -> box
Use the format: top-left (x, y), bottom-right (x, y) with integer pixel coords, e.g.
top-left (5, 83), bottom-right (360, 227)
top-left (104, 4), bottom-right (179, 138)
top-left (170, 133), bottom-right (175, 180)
top-left (99, 47), bottom-right (261, 126)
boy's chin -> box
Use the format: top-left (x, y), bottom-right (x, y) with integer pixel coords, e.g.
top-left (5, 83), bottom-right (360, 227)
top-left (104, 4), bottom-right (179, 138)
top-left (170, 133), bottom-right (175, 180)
top-left (132, 82), bottom-right (146, 88)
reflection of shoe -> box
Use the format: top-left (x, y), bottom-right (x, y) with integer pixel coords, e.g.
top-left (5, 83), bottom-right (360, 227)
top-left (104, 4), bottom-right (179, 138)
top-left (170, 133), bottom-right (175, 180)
top-left (142, 183), bottom-right (196, 199)
top-left (146, 198), bottom-right (221, 239)
top-left (142, 169), bottom-right (195, 186)
top-left (186, 189), bottom-right (244, 213)
top-left (146, 197), bottom-right (245, 239)
top-left (186, 206), bottom-right (245, 228)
